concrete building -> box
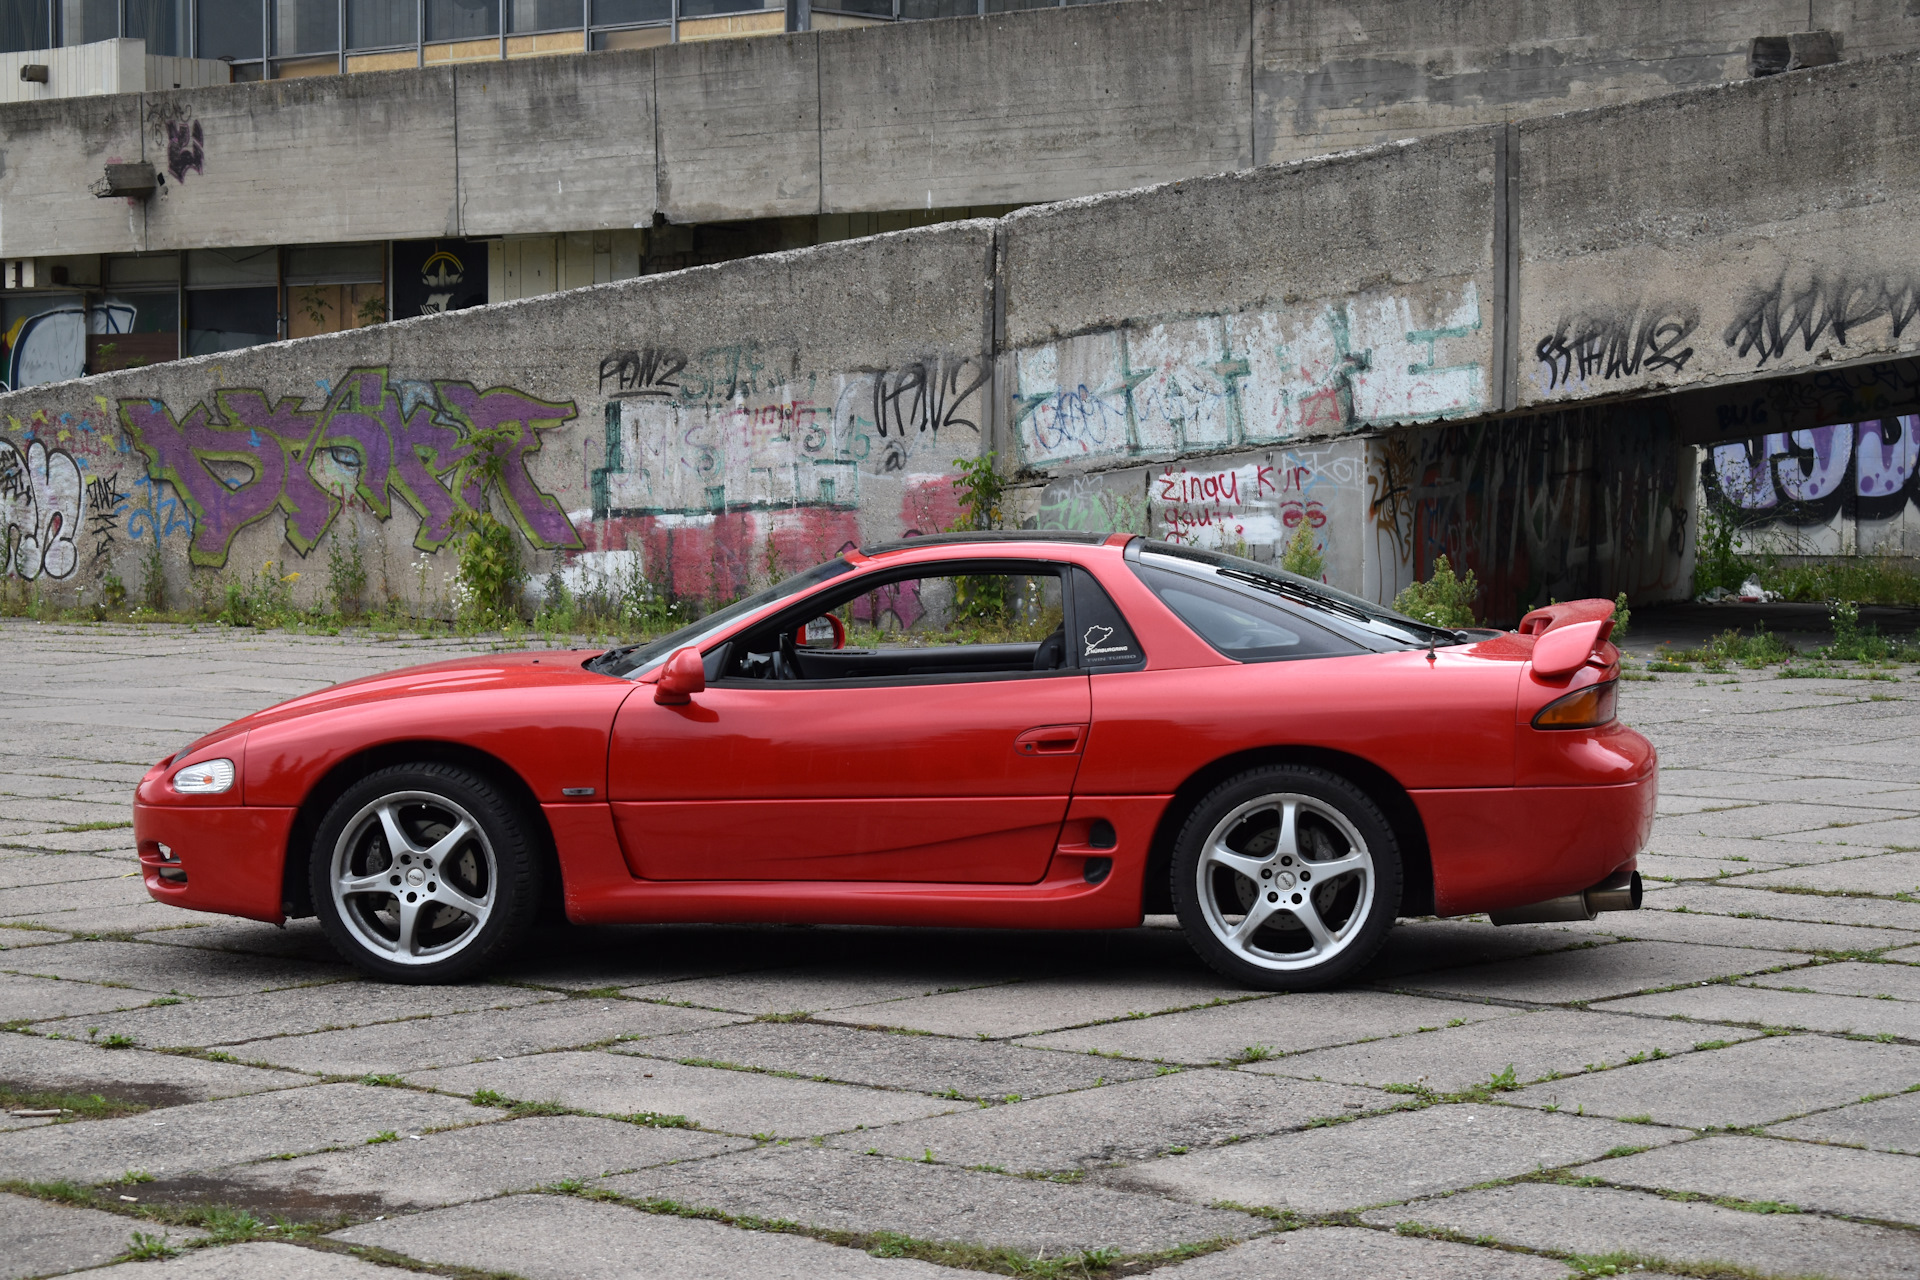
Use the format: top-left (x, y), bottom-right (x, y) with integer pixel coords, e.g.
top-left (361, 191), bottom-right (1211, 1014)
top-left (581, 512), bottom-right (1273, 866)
top-left (0, 0), bottom-right (1916, 621)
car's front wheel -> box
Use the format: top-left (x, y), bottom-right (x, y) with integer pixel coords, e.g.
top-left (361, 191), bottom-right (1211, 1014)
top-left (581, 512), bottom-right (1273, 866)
top-left (1171, 765), bottom-right (1401, 990)
top-left (310, 763), bottom-right (540, 983)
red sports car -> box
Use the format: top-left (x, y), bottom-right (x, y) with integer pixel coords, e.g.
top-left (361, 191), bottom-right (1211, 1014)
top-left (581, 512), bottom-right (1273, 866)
top-left (134, 534), bottom-right (1654, 988)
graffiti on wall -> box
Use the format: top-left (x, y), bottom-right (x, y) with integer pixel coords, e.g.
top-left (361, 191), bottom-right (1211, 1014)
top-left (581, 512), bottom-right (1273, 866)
top-left (1400, 407), bottom-right (1690, 624)
top-left (1702, 417), bottom-right (1920, 555)
top-left (584, 343), bottom-right (987, 602)
top-left (0, 439), bottom-right (82, 580)
top-left (1013, 285), bottom-right (1485, 469)
top-left (117, 367), bottom-right (581, 568)
top-left (1034, 469), bottom-right (1148, 535)
top-left (1532, 268), bottom-right (1920, 398)
top-left (2, 302), bottom-right (136, 393)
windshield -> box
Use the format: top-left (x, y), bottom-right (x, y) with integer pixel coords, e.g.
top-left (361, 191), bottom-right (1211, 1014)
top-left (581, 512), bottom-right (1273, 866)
top-left (1133, 541), bottom-right (1461, 647)
top-left (587, 557), bottom-right (858, 678)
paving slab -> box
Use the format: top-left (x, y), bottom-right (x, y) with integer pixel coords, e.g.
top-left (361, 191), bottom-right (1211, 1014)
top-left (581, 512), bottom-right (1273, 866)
top-left (0, 1189), bottom-right (203, 1280)
top-left (825, 1069), bottom-right (1392, 1171)
top-left (1584, 1134), bottom-right (1920, 1225)
top-left (129, 919), bottom-right (341, 962)
top-left (1669, 800), bottom-right (1919, 840)
top-left (149, 1115), bottom-right (750, 1218)
top-left (45, 980), bottom-right (557, 1047)
top-left (1, 828), bottom-right (138, 853)
top-left (0, 876), bottom-right (153, 923)
top-left (1604, 983), bottom-right (1920, 1038)
top-left (1147, 1227), bottom-right (1573, 1279)
top-left (607, 1144), bottom-right (1261, 1254)
top-left (0, 1081), bottom-right (493, 1183)
top-left (0, 925), bottom-right (68, 950)
top-left (1746, 960), bottom-right (1920, 999)
top-left (1099, 1104), bottom-right (1684, 1213)
top-left (1657, 883), bottom-right (1920, 930)
top-left (0, 854), bottom-right (127, 889)
top-left (0, 971), bottom-right (156, 1021)
top-left (332, 1191), bottom-right (975, 1278)
top-left (0, 1032), bottom-right (308, 1106)
top-left (818, 971), bottom-right (1249, 1039)
top-left (5, 939), bottom-right (354, 998)
top-left (1765, 815), bottom-right (1920, 848)
top-left (1361, 1181), bottom-right (1918, 1280)
top-left (1644, 830), bottom-right (1871, 865)
top-left (1016, 990), bottom-right (1507, 1064)
top-left (410, 1049), bottom-right (961, 1138)
top-left (1507, 1034), bottom-right (1920, 1127)
top-left (1739, 849), bottom-right (1920, 895)
top-left (1392, 940), bottom-right (1807, 1003)
top-left (1357, 919), bottom-right (1606, 983)
top-left (627, 1019), bottom-right (1159, 1099)
top-left (1768, 1090), bottom-right (1920, 1154)
top-left (1553, 908), bottom-right (1920, 955)
top-left (8, 901), bottom-right (234, 933)
top-left (81, 1241), bottom-right (417, 1280)
top-left (622, 967), bottom-right (1023, 1015)
top-left (236, 997), bottom-right (742, 1076)
top-left (1637, 853), bottom-right (1790, 881)
top-left (1654, 772), bottom-right (1920, 805)
top-left (1249, 1008), bottom-right (1765, 1093)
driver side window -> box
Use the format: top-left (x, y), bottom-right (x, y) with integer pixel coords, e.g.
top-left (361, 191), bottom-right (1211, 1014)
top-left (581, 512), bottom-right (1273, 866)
top-left (726, 568), bottom-right (1071, 684)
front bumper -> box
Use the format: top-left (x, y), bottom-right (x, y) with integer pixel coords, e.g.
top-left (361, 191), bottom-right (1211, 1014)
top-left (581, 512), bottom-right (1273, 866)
top-left (133, 801), bottom-right (297, 923)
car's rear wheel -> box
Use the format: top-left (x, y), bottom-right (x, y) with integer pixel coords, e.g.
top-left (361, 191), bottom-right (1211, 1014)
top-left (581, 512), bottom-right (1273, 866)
top-left (310, 763), bottom-right (539, 983)
top-left (1171, 765), bottom-right (1401, 991)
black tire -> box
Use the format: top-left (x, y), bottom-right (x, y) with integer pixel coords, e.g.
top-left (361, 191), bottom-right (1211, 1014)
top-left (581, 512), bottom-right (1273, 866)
top-left (309, 762), bottom-right (541, 983)
top-left (1171, 765), bottom-right (1401, 991)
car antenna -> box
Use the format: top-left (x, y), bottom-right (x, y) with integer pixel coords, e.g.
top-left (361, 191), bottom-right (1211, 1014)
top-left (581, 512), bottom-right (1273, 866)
top-left (1426, 631), bottom-right (1437, 664)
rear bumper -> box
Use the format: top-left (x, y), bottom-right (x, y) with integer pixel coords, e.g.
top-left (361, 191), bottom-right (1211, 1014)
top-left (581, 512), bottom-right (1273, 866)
top-left (1414, 772), bottom-right (1657, 918)
top-left (133, 802), bottom-right (296, 923)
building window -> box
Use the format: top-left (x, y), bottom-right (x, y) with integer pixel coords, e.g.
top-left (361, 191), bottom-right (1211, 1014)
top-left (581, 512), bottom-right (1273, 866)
top-left (427, 0), bottom-right (498, 41)
top-left (58, 0), bottom-right (118, 43)
top-left (349, 0), bottom-right (417, 49)
top-left (509, 0), bottom-right (581, 32)
top-left (185, 247), bottom-right (279, 356)
top-left (273, 0), bottom-right (337, 55)
top-left (0, 0), bottom-right (52, 52)
top-left (196, 0), bottom-right (264, 63)
top-left (124, 0), bottom-right (184, 55)
top-left (285, 243), bottom-right (386, 337)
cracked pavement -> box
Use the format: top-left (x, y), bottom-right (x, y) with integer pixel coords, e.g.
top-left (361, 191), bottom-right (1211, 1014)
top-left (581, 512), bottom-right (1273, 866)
top-left (3, 620), bottom-right (1920, 1278)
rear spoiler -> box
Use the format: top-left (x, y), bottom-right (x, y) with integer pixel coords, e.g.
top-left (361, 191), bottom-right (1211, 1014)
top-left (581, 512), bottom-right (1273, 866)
top-left (1517, 599), bottom-right (1617, 679)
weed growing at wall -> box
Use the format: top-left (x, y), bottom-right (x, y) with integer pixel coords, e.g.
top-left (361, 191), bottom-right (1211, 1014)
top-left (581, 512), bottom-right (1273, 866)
top-left (1670, 628), bottom-right (1795, 670)
top-left (327, 533), bottom-right (367, 620)
top-left (1611, 592), bottom-right (1630, 641)
top-left (1393, 556), bottom-right (1479, 628)
top-left (1692, 502), bottom-right (1748, 597)
top-left (1758, 555), bottom-right (1920, 607)
top-left (139, 539), bottom-right (166, 612)
top-left (948, 451), bottom-right (1009, 623)
top-left (1279, 522), bottom-right (1324, 581)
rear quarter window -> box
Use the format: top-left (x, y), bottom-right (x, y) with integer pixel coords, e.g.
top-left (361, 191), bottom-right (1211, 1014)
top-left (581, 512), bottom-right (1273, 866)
top-left (1133, 564), bottom-right (1362, 662)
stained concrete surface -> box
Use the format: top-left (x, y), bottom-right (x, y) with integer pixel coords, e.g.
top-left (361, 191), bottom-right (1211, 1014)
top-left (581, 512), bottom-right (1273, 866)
top-left (3, 624), bottom-right (1920, 1277)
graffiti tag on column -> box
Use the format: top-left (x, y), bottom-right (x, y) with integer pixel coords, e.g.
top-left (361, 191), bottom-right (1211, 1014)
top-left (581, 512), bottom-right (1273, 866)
top-left (118, 367), bottom-right (582, 568)
top-left (599, 347), bottom-right (687, 395)
top-left (0, 439), bottom-right (81, 580)
top-left (83, 472), bottom-right (127, 568)
top-left (1534, 303), bottom-right (1698, 390)
top-left (870, 356), bottom-right (990, 440)
top-left (165, 119), bottom-right (204, 183)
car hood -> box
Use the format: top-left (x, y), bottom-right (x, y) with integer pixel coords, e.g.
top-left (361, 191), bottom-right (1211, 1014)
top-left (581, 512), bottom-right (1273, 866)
top-left (175, 649), bottom-right (619, 759)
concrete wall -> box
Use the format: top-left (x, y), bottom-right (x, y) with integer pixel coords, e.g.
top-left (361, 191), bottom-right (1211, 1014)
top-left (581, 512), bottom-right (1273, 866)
top-left (6, 0), bottom-right (1920, 258)
top-left (0, 54), bottom-right (1915, 624)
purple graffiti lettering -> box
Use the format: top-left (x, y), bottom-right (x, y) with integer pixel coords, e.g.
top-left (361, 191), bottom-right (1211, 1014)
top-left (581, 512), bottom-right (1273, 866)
top-left (1776, 424), bottom-right (1851, 504)
top-left (435, 382), bottom-right (580, 549)
top-left (117, 367), bottom-right (580, 567)
top-left (1710, 435), bottom-right (1785, 511)
top-left (166, 120), bottom-right (204, 183)
top-left (1855, 416), bottom-right (1920, 499)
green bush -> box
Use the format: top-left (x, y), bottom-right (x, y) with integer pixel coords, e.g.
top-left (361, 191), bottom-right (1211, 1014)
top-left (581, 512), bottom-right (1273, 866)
top-left (1393, 555), bottom-right (1479, 628)
top-left (1760, 555), bottom-right (1920, 606)
top-left (1692, 501), bottom-right (1747, 596)
top-left (1673, 627), bottom-right (1794, 669)
top-left (1279, 522), bottom-right (1324, 581)
top-left (327, 532), bottom-right (367, 619)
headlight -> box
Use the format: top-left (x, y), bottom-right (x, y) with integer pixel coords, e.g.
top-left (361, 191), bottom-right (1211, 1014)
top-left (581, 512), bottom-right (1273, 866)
top-left (172, 758), bottom-right (235, 794)
top-left (1532, 681), bottom-right (1618, 730)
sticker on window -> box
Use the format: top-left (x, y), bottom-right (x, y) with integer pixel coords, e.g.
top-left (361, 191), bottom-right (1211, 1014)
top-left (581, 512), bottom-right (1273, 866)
top-left (1072, 569), bottom-right (1143, 669)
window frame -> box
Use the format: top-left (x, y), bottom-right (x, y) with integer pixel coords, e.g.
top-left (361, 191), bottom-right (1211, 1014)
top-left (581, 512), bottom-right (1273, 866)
top-left (712, 557), bottom-right (1089, 690)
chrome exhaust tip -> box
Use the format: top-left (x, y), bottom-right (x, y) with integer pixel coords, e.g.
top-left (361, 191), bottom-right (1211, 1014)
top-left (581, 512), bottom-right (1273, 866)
top-left (1489, 869), bottom-right (1642, 926)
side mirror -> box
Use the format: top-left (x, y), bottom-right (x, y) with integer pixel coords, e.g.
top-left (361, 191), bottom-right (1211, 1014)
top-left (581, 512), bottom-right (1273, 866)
top-left (654, 647), bottom-right (706, 705)
top-left (795, 613), bottom-right (847, 650)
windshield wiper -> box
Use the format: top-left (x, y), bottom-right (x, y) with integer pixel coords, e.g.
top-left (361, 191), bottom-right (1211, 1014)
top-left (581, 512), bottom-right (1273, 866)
top-left (586, 643), bottom-right (641, 674)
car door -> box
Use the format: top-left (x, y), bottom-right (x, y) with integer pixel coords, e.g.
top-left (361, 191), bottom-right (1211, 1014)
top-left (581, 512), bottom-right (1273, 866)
top-left (606, 563), bottom-right (1090, 883)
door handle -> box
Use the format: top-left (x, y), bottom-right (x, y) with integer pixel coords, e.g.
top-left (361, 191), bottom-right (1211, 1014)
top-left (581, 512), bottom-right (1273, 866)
top-left (1015, 724), bottom-right (1087, 756)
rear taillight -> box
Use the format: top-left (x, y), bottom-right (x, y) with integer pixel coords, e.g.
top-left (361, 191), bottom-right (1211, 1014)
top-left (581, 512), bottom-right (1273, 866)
top-left (1532, 680), bottom-right (1617, 730)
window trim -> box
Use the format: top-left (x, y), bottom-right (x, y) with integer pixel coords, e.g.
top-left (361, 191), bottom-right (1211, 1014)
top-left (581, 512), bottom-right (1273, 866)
top-left (1130, 558), bottom-right (1368, 664)
top-left (713, 558), bottom-right (1083, 688)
